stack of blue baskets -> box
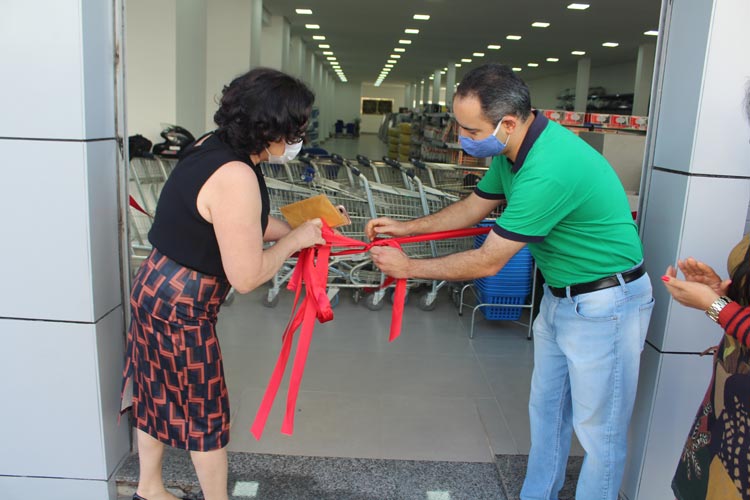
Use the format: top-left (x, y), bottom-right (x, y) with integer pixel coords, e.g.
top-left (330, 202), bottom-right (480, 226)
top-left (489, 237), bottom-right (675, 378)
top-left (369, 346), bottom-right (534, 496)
top-left (474, 222), bottom-right (534, 321)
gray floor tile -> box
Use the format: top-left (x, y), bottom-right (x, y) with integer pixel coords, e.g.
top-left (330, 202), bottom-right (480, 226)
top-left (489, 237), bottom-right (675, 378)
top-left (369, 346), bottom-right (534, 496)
top-left (475, 397), bottom-right (519, 456)
top-left (495, 454), bottom-right (583, 500)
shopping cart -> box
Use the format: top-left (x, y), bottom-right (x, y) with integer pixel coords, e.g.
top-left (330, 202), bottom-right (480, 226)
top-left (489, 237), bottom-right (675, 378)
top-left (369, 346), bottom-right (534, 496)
top-left (353, 155), bottom-right (411, 188)
top-left (410, 159), bottom-right (488, 198)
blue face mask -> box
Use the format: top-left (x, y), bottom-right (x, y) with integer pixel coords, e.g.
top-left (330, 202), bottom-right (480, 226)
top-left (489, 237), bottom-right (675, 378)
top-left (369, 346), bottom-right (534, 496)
top-left (459, 121), bottom-right (510, 158)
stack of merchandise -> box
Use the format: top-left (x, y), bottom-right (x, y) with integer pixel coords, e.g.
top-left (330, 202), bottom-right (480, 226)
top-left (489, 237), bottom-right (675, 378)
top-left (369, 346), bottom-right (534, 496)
top-left (387, 126), bottom-right (400, 159)
top-left (473, 223), bottom-right (533, 320)
top-left (398, 123), bottom-right (412, 162)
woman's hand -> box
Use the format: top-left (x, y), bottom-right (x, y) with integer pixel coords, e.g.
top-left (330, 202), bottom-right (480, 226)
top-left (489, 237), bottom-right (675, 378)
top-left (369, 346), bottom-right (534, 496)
top-left (288, 218), bottom-right (325, 250)
top-left (663, 266), bottom-right (720, 311)
top-left (675, 257), bottom-right (731, 295)
top-left (365, 217), bottom-right (411, 241)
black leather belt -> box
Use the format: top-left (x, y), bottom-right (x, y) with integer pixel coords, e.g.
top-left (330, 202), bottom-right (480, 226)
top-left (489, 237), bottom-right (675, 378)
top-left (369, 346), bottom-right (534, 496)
top-left (548, 263), bottom-right (646, 298)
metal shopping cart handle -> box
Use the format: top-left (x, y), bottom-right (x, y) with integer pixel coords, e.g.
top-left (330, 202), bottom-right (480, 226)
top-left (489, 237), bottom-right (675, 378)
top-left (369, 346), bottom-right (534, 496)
top-left (356, 154), bottom-right (371, 167)
top-left (297, 153), bottom-right (313, 166)
top-left (410, 158), bottom-right (427, 170)
top-left (330, 153), bottom-right (345, 165)
top-left (382, 156), bottom-right (402, 169)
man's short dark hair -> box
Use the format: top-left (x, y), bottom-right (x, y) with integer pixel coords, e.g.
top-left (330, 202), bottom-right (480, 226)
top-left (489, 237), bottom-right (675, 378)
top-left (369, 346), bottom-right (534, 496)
top-left (455, 63), bottom-right (532, 122)
top-left (213, 67), bottom-right (315, 158)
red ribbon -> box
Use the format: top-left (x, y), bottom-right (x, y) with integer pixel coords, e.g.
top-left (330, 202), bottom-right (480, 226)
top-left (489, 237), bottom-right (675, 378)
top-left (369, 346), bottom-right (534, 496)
top-left (250, 224), bottom-right (492, 439)
top-left (129, 195), bottom-right (151, 217)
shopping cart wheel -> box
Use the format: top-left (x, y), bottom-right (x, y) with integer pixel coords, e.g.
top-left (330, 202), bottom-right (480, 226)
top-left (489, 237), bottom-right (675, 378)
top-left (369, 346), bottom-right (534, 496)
top-left (418, 293), bottom-right (438, 311)
top-left (352, 290), bottom-right (362, 304)
top-left (262, 291), bottom-right (280, 308)
top-left (365, 294), bottom-right (385, 311)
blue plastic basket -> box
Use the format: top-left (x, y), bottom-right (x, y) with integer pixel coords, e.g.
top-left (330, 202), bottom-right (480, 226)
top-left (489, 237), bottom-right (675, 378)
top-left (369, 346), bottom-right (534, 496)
top-left (477, 294), bottom-right (526, 321)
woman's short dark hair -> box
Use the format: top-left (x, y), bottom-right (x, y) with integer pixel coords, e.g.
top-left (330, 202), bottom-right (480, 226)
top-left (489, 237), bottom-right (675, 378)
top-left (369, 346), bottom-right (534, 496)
top-left (455, 63), bottom-right (532, 122)
top-left (213, 68), bottom-right (315, 157)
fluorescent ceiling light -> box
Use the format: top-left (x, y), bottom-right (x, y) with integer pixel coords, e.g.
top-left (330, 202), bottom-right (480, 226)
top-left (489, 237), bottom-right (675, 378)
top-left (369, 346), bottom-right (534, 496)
top-left (305, 24), bottom-right (320, 29)
top-left (532, 22), bottom-right (550, 28)
top-left (387, 59), bottom-right (397, 64)
top-left (318, 44), bottom-right (330, 48)
top-left (506, 35), bottom-right (522, 40)
top-left (413, 14), bottom-right (430, 20)
top-left (461, 58), bottom-right (472, 63)
top-left (295, 8), bottom-right (313, 15)
top-left (323, 51), bottom-right (333, 55)
top-left (312, 35), bottom-right (326, 40)
top-left (602, 42), bottom-right (619, 47)
top-left (394, 48), bottom-right (406, 52)
top-left (404, 29), bottom-right (420, 34)
top-left (443, 67), bottom-right (448, 71)
top-left (391, 54), bottom-right (401, 59)
top-left (512, 67), bottom-right (522, 72)
top-left (326, 56), bottom-right (336, 60)
top-left (527, 62), bottom-right (539, 67)
top-left (473, 52), bottom-right (485, 57)
top-left (546, 57), bottom-right (559, 62)
top-left (487, 44), bottom-right (501, 50)
top-left (567, 3), bottom-right (590, 10)
top-left (385, 64), bottom-right (393, 68)
top-left (398, 39), bottom-right (412, 44)
top-left (429, 75), bottom-right (434, 80)
top-left (454, 63), bottom-right (462, 67)
top-left (644, 30), bottom-right (659, 36)
top-left (571, 50), bottom-right (586, 55)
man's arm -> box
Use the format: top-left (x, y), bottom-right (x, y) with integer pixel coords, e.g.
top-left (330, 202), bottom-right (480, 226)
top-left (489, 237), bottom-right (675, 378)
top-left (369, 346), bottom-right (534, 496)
top-left (370, 230), bottom-right (526, 280)
top-left (366, 193), bottom-right (502, 240)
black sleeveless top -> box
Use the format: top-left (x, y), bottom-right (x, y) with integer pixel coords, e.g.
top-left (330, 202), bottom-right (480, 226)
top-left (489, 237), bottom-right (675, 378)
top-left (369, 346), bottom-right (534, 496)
top-left (148, 133), bottom-right (270, 278)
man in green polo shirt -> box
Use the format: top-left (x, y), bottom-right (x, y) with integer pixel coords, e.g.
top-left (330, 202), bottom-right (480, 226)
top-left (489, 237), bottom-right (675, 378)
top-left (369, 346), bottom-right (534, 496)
top-left (367, 63), bottom-right (654, 500)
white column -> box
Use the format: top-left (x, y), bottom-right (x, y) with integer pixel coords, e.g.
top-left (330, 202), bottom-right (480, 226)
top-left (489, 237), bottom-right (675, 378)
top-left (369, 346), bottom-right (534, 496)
top-left (574, 57), bottom-right (591, 112)
top-left (432, 70), bottom-right (442, 105)
top-left (623, 1), bottom-right (750, 499)
top-left (176, 0), bottom-right (207, 135)
top-left (249, 0), bottom-right (262, 68)
top-left (633, 43), bottom-right (656, 116)
top-left (205, 0), bottom-right (253, 131)
top-left (404, 85), bottom-right (412, 110)
top-left (307, 52), bottom-right (316, 86)
top-left (415, 81), bottom-right (422, 107)
top-left (0, 1), bottom-right (129, 498)
top-left (411, 83), bottom-right (418, 109)
top-left (260, 15), bottom-right (289, 70)
top-left (421, 79), bottom-right (429, 108)
top-left (125, 0), bottom-right (178, 142)
top-left (298, 40), bottom-right (307, 81)
top-left (446, 63), bottom-right (457, 110)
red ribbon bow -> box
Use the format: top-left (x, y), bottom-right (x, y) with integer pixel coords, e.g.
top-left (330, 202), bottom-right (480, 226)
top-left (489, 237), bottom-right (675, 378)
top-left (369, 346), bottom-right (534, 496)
top-left (250, 224), bottom-right (491, 439)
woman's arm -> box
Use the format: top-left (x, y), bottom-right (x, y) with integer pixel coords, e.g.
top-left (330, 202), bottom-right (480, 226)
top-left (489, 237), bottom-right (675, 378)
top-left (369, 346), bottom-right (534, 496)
top-left (200, 162), bottom-right (324, 293)
top-left (264, 216), bottom-right (292, 242)
top-left (718, 302), bottom-right (750, 347)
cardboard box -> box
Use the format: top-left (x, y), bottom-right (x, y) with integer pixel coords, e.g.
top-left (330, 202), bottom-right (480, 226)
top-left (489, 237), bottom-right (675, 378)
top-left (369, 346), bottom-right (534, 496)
top-left (561, 111), bottom-right (585, 126)
top-left (608, 114), bottom-right (631, 129)
top-left (542, 110), bottom-right (563, 122)
top-left (628, 115), bottom-right (648, 130)
top-left (585, 113), bottom-right (610, 126)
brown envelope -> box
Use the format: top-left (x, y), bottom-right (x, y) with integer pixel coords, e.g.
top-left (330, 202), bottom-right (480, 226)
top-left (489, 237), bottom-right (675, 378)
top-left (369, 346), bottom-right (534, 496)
top-left (279, 194), bottom-right (348, 228)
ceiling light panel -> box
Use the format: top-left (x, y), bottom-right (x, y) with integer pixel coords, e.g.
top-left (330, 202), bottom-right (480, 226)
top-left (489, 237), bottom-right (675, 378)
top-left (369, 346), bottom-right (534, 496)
top-left (461, 58), bottom-right (472, 63)
top-left (506, 35), bottom-right (522, 40)
top-left (305, 24), bottom-right (320, 29)
top-left (394, 48), bottom-right (406, 52)
top-left (487, 45), bottom-right (501, 50)
top-left (567, 3), bottom-right (590, 10)
top-left (473, 52), bottom-right (485, 57)
top-left (644, 30), bottom-right (659, 36)
top-left (602, 42), bottom-right (619, 47)
top-left (312, 35), bottom-right (325, 40)
top-left (546, 57), bottom-right (559, 62)
top-left (318, 44), bottom-right (330, 48)
top-left (531, 22), bottom-right (550, 28)
top-left (398, 39), bottom-right (412, 44)
top-left (295, 8), bottom-right (313, 15)
top-left (413, 14), bottom-right (430, 20)
top-left (404, 28), bottom-right (420, 34)
top-left (527, 62), bottom-right (539, 67)
top-left (571, 50), bottom-right (586, 55)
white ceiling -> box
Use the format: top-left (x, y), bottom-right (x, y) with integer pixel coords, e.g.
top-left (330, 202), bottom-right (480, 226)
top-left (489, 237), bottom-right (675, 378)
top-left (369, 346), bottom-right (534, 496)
top-left (264, 0), bottom-right (662, 85)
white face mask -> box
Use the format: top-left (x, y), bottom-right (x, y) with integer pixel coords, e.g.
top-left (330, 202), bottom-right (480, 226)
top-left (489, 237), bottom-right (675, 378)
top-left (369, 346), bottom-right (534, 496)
top-left (266, 140), bottom-right (303, 164)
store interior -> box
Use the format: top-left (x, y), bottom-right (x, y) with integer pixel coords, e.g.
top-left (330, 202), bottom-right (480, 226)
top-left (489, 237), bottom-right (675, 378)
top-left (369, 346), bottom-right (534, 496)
top-left (122, 1), bottom-right (662, 499)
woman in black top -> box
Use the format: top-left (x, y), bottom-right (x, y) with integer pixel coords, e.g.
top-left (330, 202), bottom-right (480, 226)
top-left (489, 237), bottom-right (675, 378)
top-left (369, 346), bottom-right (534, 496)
top-left (122, 68), bottom-right (324, 500)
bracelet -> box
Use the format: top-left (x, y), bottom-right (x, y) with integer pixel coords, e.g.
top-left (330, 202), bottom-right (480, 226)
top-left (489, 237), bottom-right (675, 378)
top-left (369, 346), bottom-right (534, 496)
top-left (705, 296), bottom-right (732, 323)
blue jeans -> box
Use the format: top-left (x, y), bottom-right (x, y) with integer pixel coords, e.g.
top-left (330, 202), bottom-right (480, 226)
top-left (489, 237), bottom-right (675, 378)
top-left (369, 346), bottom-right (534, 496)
top-left (520, 272), bottom-right (654, 500)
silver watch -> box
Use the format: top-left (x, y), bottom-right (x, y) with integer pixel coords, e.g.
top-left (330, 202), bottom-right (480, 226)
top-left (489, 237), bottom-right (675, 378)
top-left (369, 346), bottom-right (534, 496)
top-left (705, 296), bottom-right (732, 323)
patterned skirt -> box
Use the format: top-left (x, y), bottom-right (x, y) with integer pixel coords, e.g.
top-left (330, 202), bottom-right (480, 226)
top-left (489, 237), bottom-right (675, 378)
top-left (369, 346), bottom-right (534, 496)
top-left (121, 248), bottom-right (231, 451)
top-left (672, 334), bottom-right (750, 500)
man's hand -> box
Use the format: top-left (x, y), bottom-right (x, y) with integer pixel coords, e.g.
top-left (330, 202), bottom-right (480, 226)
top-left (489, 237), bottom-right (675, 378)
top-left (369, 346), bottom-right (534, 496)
top-left (675, 257), bottom-right (731, 295)
top-left (370, 246), bottom-right (412, 279)
top-left (365, 217), bottom-right (411, 241)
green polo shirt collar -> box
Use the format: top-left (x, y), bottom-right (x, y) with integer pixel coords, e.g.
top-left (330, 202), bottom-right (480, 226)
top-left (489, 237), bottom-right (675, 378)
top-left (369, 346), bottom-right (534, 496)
top-left (509, 110), bottom-right (549, 173)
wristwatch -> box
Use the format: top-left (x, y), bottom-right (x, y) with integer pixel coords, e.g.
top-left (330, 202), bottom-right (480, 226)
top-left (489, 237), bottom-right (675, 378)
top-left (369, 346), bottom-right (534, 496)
top-left (705, 296), bottom-right (732, 323)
